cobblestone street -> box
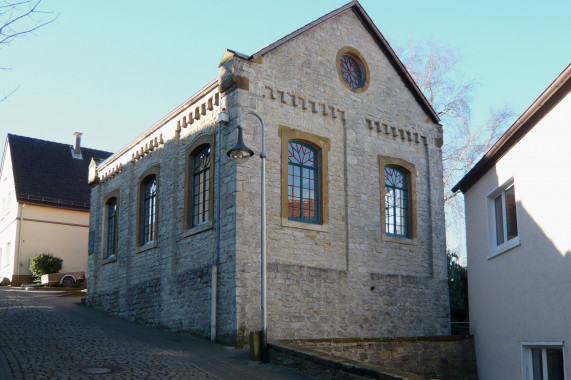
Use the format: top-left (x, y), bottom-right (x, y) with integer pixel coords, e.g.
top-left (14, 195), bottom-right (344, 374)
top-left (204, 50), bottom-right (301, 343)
top-left (0, 288), bottom-right (308, 380)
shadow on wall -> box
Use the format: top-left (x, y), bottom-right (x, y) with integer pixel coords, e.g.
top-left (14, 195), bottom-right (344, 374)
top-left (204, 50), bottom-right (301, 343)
top-left (467, 166), bottom-right (571, 379)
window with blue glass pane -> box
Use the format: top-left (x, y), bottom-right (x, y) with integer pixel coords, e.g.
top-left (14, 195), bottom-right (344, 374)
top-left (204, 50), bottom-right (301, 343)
top-left (385, 166), bottom-right (409, 237)
top-left (192, 145), bottom-right (210, 227)
top-left (288, 141), bottom-right (319, 223)
top-left (142, 175), bottom-right (157, 244)
top-left (105, 197), bottom-right (117, 258)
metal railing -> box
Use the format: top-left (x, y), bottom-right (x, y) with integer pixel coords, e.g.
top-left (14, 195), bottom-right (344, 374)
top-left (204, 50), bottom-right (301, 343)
top-left (451, 322), bottom-right (470, 335)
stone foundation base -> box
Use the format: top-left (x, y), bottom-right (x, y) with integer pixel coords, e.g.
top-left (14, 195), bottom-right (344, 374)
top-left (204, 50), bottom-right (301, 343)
top-left (11, 275), bottom-right (33, 286)
top-left (282, 336), bottom-right (478, 380)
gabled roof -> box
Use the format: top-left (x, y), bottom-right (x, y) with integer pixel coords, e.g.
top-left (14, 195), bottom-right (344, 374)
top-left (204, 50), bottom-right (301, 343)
top-left (234, 0), bottom-right (440, 124)
top-left (452, 63), bottom-right (571, 194)
top-left (6, 134), bottom-right (112, 210)
top-left (101, 1), bottom-right (440, 172)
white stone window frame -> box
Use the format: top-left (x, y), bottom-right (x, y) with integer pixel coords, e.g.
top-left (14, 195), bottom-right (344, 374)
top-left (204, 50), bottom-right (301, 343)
top-left (521, 342), bottom-right (565, 380)
top-left (486, 177), bottom-right (520, 259)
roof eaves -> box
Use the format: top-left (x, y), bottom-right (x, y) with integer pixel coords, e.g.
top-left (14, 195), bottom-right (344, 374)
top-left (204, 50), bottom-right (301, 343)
top-left (98, 78), bottom-right (219, 171)
top-left (0, 135), bottom-right (8, 183)
top-left (452, 63), bottom-right (571, 194)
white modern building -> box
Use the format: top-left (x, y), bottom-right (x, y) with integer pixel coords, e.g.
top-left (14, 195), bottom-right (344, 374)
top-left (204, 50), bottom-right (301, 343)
top-left (453, 63), bottom-right (571, 380)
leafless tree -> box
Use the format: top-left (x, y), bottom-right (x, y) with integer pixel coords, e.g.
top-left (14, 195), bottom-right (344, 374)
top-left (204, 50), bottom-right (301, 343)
top-left (1, 0), bottom-right (57, 102)
top-left (400, 41), bottom-right (515, 213)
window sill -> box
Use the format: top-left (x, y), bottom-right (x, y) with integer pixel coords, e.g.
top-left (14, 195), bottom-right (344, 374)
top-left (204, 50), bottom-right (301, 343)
top-left (101, 255), bottom-right (117, 265)
top-left (381, 233), bottom-right (417, 246)
top-left (137, 241), bottom-right (158, 254)
top-left (183, 221), bottom-right (213, 237)
top-left (488, 236), bottom-right (520, 259)
top-left (281, 218), bottom-right (328, 232)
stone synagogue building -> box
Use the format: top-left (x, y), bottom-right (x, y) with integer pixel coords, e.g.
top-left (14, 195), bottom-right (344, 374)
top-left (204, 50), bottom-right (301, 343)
top-left (87, 1), bottom-right (449, 347)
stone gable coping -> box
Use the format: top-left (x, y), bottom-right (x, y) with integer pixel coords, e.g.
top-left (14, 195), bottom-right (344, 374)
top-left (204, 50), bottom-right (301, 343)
top-left (264, 85), bottom-right (346, 121)
top-left (365, 118), bottom-right (429, 147)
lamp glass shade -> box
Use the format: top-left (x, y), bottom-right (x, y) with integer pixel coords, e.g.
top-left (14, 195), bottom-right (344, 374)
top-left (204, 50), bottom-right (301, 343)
top-left (229, 148), bottom-right (253, 164)
top-left (227, 125), bottom-right (254, 164)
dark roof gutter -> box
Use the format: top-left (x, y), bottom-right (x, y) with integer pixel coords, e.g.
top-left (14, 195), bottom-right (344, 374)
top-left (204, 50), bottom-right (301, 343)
top-left (452, 63), bottom-right (571, 194)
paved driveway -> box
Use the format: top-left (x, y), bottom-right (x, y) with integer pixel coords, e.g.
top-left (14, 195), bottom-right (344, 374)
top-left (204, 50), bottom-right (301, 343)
top-left (0, 288), bottom-right (309, 379)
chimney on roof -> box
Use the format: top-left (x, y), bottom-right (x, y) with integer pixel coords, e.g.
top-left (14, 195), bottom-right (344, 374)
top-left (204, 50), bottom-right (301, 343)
top-left (74, 132), bottom-right (82, 153)
top-left (71, 132), bottom-right (83, 159)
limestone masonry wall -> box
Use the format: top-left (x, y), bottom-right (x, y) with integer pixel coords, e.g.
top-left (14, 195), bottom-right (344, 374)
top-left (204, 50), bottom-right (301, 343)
top-left (88, 84), bottom-right (240, 345)
top-left (88, 5), bottom-right (449, 346)
top-left (230, 10), bottom-right (448, 340)
top-left (283, 337), bottom-right (477, 380)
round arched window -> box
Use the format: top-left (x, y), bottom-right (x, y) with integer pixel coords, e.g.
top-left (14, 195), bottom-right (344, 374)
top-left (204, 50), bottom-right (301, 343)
top-left (336, 47), bottom-right (370, 93)
top-left (340, 54), bottom-right (364, 89)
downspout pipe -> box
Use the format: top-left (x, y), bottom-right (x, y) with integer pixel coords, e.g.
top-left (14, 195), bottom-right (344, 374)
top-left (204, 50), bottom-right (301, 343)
top-left (211, 99), bottom-right (224, 343)
top-left (16, 203), bottom-right (25, 285)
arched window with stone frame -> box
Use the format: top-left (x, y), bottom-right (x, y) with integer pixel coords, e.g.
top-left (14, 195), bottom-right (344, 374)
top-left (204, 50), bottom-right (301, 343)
top-left (104, 196), bottom-right (118, 258)
top-left (191, 144), bottom-right (211, 227)
top-left (384, 165), bottom-right (409, 237)
top-left (184, 134), bottom-right (216, 234)
top-left (378, 156), bottom-right (417, 245)
top-left (137, 168), bottom-right (159, 247)
top-left (287, 141), bottom-right (320, 223)
top-left (279, 125), bottom-right (330, 232)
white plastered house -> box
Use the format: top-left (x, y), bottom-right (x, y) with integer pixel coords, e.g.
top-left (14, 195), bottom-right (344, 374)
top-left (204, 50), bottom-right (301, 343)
top-left (453, 63), bottom-right (571, 380)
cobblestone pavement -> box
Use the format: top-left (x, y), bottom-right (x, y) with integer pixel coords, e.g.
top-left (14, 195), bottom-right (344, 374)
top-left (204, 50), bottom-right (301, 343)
top-left (0, 288), bottom-right (309, 380)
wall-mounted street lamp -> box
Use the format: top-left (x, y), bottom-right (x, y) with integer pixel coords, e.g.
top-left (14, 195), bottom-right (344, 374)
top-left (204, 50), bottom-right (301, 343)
top-left (227, 110), bottom-right (268, 361)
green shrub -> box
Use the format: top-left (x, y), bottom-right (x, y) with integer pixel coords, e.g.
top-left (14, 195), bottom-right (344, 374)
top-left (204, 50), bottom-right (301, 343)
top-left (29, 253), bottom-right (63, 281)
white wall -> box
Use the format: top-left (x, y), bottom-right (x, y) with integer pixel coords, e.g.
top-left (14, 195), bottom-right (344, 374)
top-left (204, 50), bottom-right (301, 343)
top-left (0, 140), bottom-right (90, 281)
top-left (0, 142), bottom-right (18, 279)
top-left (464, 92), bottom-right (571, 379)
top-left (18, 204), bottom-right (90, 275)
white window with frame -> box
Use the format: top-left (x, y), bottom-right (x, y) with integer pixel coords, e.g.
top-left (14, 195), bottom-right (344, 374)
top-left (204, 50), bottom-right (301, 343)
top-left (3, 242), bottom-right (10, 268)
top-left (487, 178), bottom-right (520, 258)
top-left (522, 343), bottom-right (565, 380)
top-left (6, 192), bottom-right (11, 215)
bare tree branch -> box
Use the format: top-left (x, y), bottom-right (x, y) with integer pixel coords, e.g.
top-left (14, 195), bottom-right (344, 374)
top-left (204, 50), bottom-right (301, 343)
top-left (399, 40), bottom-right (516, 244)
top-left (0, 84), bottom-right (20, 102)
top-left (0, 0), bottom-right (57, 46)
top-left (0, 0), bottom-right (57, 102)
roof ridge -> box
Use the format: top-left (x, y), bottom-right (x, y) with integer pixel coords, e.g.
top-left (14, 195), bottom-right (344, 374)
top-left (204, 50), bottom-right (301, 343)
top-left (250, 1), bottom-right (358, 59)
top-left (7, 133), bottom-right (112, 155)
top-left (244, 1), bottom-right (439, 124)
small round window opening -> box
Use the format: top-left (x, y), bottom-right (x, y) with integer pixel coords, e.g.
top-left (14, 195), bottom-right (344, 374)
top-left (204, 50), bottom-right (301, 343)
top-left (336, 47), bottom-right (370, 93)
top-left (340, 55), bottom-right (364, 89)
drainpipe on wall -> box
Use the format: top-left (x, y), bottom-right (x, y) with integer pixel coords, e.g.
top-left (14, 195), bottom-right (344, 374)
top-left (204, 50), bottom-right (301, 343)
top-left (16, 203), bottom-right (25, 284)
top-left (211, 98), bottom-right (227, 343)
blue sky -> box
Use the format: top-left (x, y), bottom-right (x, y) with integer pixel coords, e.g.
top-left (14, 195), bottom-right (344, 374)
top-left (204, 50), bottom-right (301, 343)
top-left (1, 0), bottom-right (569, 154)
top-left (1, 1), bottom-right (569, 256)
